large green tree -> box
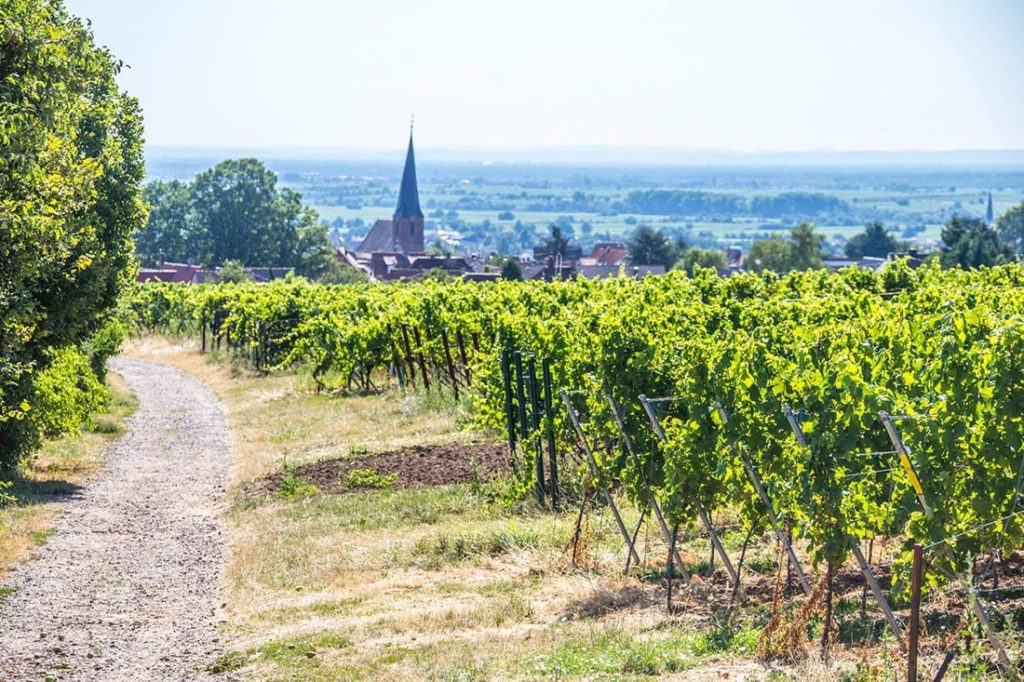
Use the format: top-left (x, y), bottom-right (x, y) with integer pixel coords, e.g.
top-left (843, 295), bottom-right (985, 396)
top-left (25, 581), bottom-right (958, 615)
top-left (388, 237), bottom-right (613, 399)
top-left (845, 221), bottom-right (904, 259)
top-left (940, 215), bottom-right (1014, 269)
top-left (626, 225), bottom-right (678, 268)
top-left (747, 223), bottom-right (823, 273)
top-left (1, 0), bottom-right (146, 464)
top-left (676, 247), bottom-right (727, 275)
top-left (137, 180), bottom-right (192, 266)
top-left (139, 159), bottom-right (339, 278)
top-left (997, 203), bottom-right (1024, 256)
top-left (789, 222), bottom-right (824, 271)
top-left (746, 236), bottom-right (792, 273)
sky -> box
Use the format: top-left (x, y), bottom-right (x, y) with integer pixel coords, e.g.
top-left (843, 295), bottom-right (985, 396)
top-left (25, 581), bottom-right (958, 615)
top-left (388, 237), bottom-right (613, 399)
top-left (67, 0), bottom-right (1024, 153)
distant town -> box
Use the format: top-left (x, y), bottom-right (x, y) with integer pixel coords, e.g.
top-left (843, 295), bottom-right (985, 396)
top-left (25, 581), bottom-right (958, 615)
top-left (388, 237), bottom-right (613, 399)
top-left (138, 133), bottom-right (1024, 285)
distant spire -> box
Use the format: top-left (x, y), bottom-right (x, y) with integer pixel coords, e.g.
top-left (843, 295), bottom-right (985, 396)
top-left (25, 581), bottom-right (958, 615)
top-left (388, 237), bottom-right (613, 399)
top-left (986, 191), bottom-right (994, 224)
top-left (394, 125), bottom-right (423, 220)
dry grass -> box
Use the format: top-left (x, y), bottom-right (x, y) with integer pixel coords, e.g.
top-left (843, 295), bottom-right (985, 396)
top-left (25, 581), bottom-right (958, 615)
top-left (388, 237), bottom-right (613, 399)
top-left (125, 336), bottom-right (929, 681)
top-left (0, 372), bottom-right (137, 580)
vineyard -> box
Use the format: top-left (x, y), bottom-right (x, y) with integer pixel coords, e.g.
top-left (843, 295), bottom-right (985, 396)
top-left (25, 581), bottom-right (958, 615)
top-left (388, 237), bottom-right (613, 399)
top-left (128, 262), bottom-right (1024, 674)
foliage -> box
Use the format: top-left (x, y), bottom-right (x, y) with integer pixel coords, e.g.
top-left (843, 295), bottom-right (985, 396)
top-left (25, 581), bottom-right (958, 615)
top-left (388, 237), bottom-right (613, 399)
top-left (219, 260), bottom-right (250, 284)
top-left (0, 0), bottom-right (144, 468)
top-left (997, 202), bottom-right (1024, 255)
top-left (626, 225), bottom-right (678, 267)
top-left (676, 246), bottom-right (727, 275)
top-left (788, 222), bottom-right (824, 270)
top-left (539, 225), bottom-right (572, 259)
top-left (746, 236), bottom-right (792, 273)
top-left (623, 190), bottom-right (850, 220)
top-left (940, 215), bottom-right (1014, 269)
top-left (277, 474), bottom-right (319, 500)
top-left (127, 262), bottom-right (1024, 594)
top-left (137, 159), bottom-right (339, 277)
top-left (344, 468), bottom-right (397, 490)
top-left (499, 258), bottom-right (524, 281)
top-left (844, 221), bottom-right (905, 259)
top-left (747, 223), bottom-right (823, 273)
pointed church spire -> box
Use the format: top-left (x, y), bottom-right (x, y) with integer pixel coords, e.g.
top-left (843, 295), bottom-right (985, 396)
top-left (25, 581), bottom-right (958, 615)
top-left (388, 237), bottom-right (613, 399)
top-left (394, 126), bottom-right (423, 220)
top-left (986, 191), bottom-right (994, 224)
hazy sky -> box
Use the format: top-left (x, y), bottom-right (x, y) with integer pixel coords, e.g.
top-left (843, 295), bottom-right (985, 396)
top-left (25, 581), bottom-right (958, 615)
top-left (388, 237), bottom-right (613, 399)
top-left (67, 0), bottom-right (1024, 152)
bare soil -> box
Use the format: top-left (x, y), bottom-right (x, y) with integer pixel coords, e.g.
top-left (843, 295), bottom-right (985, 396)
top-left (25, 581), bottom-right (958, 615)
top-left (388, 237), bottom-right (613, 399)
top-left (0, 357), bottom-right (231, 681)
top-left (248, 441), bottom-right (509, 497)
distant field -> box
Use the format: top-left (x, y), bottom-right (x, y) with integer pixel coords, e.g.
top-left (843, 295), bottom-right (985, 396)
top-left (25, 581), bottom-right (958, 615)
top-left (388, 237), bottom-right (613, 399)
top-left (145, 152), bottom-right (1024, 253)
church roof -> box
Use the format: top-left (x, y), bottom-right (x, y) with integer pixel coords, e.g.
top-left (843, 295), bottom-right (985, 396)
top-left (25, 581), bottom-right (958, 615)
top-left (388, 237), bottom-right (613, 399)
top-left (394, 133), bottom-right (424, 220)
top-left (357, 219), bottom-right (398, 252)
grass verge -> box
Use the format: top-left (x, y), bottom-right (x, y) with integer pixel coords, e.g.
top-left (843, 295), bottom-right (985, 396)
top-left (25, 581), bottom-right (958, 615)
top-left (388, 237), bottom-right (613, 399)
top-left (0, 371), bottom-right (137, 579)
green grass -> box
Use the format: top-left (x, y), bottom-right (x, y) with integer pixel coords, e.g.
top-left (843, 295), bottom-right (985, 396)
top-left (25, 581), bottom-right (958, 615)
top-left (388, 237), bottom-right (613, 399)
top-left (263, 483), bottom-right (504, 530)
top-left (410, 523), bottom-right (546, 568)
top-left (526, 620), bottom-right (760, 679)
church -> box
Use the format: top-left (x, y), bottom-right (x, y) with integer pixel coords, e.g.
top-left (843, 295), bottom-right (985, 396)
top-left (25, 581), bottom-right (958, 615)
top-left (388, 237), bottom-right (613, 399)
top-left (356, 132), bottom-right (425, 254)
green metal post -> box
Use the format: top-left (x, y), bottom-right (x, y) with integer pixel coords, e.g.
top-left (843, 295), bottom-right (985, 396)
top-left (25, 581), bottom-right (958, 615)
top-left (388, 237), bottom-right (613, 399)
top-left (528, 356), bottom-right (545, 504)
top-left (542, 358), bottom-right (558, 511)
top-left (501, 349), bottom-right (516, 456)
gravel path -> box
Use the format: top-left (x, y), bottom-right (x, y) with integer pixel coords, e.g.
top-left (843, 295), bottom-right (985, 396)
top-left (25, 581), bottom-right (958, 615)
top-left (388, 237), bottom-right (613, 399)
top-left (0, 357), bottom-right (231, 681)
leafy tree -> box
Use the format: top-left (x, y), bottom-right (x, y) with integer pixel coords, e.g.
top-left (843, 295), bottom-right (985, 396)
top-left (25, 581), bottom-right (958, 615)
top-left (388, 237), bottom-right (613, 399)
top-left (747, 236), bottom-right (793, 273)
top-left (136, 180), bottom-right (193, 266)
top-left (500, 258), bottom-right (523, 281)
top-left (940, 215), bottom-right (1014, 269)
top-left (188, 159), bottom-right (294, 265)
top-left (676, 247), bottom-right (727, 275)
top-left (542, 226), bottom-right (572, 258)
top-left (1, 0), bottom-right (146, 465)
top-left (293, 217), bottom-right (339, 279)
top-left (219, 260), bottom-right (249, 283)
top-left (789, 222), bottom-right (824, 271)
top-left (140, 159), bottom-right (338, 272)
top-left (845, 221), bottom-right (904, 259)
top-left (997, 203), bottom-right (1024, 255)
top-left (626, 225), bottom-right (677, 268)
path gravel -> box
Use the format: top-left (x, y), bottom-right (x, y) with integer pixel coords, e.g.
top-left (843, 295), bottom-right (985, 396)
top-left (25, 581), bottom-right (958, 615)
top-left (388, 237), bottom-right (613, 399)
top-left (0, 357), bottom-right (231, 681)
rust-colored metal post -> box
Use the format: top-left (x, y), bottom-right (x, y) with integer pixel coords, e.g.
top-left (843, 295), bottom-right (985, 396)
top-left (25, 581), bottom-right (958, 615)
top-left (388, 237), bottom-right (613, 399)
top-left (440, 328), bottom-right (459, 400)
top-left (412, 326), bottom-right (430, 391)
top-left (455, 329), bottom-right (470, 384)
top-left (400, 324), bottom-right (418, 388)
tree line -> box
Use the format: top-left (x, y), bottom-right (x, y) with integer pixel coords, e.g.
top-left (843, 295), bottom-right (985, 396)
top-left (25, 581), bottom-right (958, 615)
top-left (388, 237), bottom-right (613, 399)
top-left (619, 205), bottom-right (1024, 275)
top-left (1, 0), bottom-right (144, 479)
top-left (621, 190), bottom-right (851, 220)
top-left (139, 159), bottom-right (356, 282)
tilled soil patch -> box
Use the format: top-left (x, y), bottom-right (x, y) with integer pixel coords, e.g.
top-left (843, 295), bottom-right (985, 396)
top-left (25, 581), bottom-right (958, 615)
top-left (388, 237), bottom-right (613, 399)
top-left (250, 441), bottom-right (510, 497)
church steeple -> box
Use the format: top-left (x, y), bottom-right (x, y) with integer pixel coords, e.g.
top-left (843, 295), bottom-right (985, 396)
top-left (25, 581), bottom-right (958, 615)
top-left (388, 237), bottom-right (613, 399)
top-left (394, 129), bottom-right (423, 220)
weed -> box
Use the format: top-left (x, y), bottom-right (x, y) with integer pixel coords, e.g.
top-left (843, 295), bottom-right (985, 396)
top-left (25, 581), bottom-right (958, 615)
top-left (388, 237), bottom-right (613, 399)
top-left (344, 468), bottom-right (397, 490)
top-left (277, 473), bottom-right (318, 500)
top-left (412, 525), bottom-right (542, 567)
top-left (86, 417), bottom-right (122, 435)
top-left (207, 650), bottom-right (247, 673)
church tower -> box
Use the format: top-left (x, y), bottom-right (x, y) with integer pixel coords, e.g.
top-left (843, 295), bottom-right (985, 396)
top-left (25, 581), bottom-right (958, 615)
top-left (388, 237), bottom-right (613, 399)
top-left (356, 127), bottom-right (427, 254)
top-left (392, 131), bottom-right (425, 252)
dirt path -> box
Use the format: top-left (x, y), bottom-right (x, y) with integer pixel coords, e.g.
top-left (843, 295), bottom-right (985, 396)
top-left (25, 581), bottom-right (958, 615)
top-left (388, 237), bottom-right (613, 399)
top-left (0, 357), bottom-right (231, 681)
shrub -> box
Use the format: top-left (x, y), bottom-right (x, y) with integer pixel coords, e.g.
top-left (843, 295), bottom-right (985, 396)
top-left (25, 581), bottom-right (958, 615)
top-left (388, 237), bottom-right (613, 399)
top-left (344, 468), bottom-right (397, 490)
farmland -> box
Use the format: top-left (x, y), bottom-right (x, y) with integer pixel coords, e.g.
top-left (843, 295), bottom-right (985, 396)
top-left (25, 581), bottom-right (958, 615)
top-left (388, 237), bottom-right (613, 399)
top-left (122, 262), bottom-right (1024, 679)
top-left (147, 150), bottom-right (1024, 255)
